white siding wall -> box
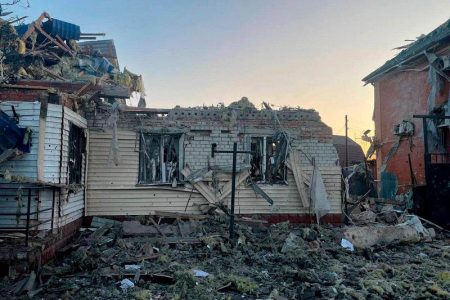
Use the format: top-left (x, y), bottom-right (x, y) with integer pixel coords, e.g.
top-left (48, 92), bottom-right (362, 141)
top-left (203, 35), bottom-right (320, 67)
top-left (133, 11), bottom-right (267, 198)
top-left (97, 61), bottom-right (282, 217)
top-left (0, 101), bottom-right (40, 180)
top-left (87, 129), bottom-right (342, 216)
top-left (0, 101), bottom-right (87, 230)
top-left (57, 107), bottom-right (87, 228)
top-left (0, 101), bottom-right (40, 228)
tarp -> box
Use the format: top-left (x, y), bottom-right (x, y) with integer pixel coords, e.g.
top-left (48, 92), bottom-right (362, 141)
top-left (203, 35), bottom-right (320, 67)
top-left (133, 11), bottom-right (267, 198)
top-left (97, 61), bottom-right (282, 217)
top-left (0, 109), bottom-right (31, 155)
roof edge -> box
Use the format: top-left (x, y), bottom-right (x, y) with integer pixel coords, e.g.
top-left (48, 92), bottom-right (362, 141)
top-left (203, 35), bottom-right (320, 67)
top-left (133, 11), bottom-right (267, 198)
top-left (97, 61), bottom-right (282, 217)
top-left (362, 18), bottom-right (450, 83)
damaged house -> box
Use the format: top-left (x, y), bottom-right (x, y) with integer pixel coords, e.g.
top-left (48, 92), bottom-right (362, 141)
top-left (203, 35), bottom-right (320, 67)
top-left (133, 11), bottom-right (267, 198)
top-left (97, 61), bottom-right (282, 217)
top-left (0, 11), bottom-right (343, 269)
top-left (2, 8), bottom-right (450, 300)
top-left (85, 98), bottom-right (342, 223)
top-left (363, 18), bottom-right (450, 226)
top-left (0, 11), bottom-right (143, 257)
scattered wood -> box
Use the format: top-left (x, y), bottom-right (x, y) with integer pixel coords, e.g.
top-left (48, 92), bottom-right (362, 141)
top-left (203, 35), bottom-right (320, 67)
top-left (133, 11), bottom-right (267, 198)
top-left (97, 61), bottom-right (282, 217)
top-left (42, 66), bottom-right (67, 81)
top-left (33, 24), bottom-right (75, 57)
top-left (122, 221), bottom-right (161, 236)
top-left (149, 217), bottom-right (167, 238)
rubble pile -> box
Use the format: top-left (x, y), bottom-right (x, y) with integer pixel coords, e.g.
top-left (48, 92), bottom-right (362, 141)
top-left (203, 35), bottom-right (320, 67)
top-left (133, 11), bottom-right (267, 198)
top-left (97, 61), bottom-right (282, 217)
top-left (0, 12), bottom-right (144, 94)
top-left (1, 215), bottom-right (449, 299)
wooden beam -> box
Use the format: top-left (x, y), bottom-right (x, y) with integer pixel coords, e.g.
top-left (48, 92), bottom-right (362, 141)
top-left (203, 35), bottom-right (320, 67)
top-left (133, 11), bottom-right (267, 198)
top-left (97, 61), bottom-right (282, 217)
top-left (218, 169), bottom-right (250, 201)
top-left (181, 166), bottom-right (217, 205)
top-left (287, 150), bottom-right (310, 208)
top-left (20, 12), bottom-right (50, 41)
top-left (0, 148), bottom-right (22, 164)
top-left (33, 24), bottom-right (75, 57)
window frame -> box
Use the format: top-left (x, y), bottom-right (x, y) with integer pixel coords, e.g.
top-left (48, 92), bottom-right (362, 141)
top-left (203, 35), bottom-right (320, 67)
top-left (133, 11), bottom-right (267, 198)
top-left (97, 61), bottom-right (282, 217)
top-left (249, 135), bottom-right (287, 184)
top-left (138, 132), bottom-right (183, 185)
top-left (68, 123), bottom-right (85, 185)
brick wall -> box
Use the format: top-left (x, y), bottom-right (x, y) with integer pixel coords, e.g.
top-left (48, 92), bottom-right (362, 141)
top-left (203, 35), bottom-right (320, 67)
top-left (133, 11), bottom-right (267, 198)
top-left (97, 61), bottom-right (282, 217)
top-left (86, 104), bottom-right (339, 170)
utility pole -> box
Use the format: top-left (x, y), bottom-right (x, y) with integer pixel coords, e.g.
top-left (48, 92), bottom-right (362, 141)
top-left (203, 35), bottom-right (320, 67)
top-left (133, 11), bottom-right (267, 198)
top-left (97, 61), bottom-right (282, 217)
top-left (345, 115), bottom-right (348, 168)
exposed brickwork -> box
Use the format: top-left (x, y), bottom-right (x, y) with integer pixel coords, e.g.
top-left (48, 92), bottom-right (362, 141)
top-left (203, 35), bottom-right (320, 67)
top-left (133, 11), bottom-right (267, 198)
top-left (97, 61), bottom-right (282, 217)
top-left (0, 85), bottom-right (80, 112)
top-left (0, 218), bottom-right (82, 275)
top-left (86, 104), bottom-right (339, 169)
top-left (374, 71), bottom-right (450, 191)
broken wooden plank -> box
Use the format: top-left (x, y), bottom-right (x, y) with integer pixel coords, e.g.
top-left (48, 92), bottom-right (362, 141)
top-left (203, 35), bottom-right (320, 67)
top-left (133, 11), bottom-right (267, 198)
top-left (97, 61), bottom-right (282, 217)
top-left (287, 150), bottom-right (310, 208)
top-left (33, 24), bottom-right (75, 57)
top-left (249, 180), bottom-right (274, 205)
top-left (122, 221), bottom-right (160, 236)
top-left (218, 169), bottom-right (250, 202)
top-left (149, 217), bottom-right (167, 238)
top-left (181, 166), bottom-right (217, 204)
top-left (0, 148), bottom-right (22, 164)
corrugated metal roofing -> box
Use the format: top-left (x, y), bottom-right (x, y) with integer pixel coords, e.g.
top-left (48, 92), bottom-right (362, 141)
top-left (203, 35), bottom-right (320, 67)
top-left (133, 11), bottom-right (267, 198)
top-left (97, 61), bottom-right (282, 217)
top-left (42, 18), bottom-right (81, 41)
top-left (363, 18), bottom-right (450, 83)
top-left (78, 39), bottom-right (119, 68)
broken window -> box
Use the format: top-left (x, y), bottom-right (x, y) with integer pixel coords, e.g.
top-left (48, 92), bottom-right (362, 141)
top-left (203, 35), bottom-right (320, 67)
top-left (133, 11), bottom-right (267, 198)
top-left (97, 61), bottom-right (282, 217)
top-left (139, 134), bottom-right (181, 184)
top-left (250, 135), bottom-right (287, 183)
top-left (68, 123), bottom-right (85, 184)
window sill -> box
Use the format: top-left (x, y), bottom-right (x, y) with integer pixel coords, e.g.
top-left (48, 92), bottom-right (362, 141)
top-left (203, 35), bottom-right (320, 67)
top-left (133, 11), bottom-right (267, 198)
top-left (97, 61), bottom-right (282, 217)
top-left (250, 180), bottom-right (288, 186)
top-left (135, 182), bottom-right (185, 187)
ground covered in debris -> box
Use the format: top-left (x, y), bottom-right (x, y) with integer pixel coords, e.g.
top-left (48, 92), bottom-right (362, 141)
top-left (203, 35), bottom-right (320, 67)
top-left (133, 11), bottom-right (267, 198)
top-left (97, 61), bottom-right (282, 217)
top-left (2, 216), bottom-right (450, 299)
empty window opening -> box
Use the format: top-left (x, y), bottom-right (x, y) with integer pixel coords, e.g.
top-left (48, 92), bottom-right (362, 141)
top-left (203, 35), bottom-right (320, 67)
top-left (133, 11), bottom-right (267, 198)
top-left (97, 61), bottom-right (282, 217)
top-left (139, 134), bottom-right (181, 184)
top-left (250, 136), bottom-right (287, 183)
top-left (68, 123), bottom-right (85, 184)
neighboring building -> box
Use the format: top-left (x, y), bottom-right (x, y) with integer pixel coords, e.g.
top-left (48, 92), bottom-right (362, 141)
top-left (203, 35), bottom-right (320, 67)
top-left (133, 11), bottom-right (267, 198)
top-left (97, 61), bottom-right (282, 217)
top-left (84, 99), bottom-right (342, 223)
top-left (363, 19), bottom-right (450, 225)
top-left (0, 81), bottom-right (130, 246)
top-left (332, 135), bottom-right (365, 167)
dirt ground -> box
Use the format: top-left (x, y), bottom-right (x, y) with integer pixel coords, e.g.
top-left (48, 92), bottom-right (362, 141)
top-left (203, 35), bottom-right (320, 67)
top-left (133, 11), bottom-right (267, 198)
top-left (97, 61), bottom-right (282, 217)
top-left (1, 216), bottom-right (449, 299)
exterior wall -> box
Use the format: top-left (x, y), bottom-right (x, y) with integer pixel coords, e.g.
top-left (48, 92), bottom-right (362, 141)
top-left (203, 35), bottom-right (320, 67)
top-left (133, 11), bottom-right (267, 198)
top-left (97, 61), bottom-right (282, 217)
top-left (0, 101), bottom-right (87, 230)
top-left (86, 106), bottom-right (341, 217)
top-left (0, 101), bottom-right (40, 227)
top-left (43, 107), bottom-right (87, 229)
top-left (374, 70), bottom-right (450, 194)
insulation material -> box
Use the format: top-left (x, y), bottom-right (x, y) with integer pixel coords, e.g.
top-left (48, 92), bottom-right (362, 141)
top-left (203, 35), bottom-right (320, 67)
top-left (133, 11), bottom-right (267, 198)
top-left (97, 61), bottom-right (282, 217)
top-left (380, 136), bottom-right (401, 173)
top-left (311, 161), bottom-right (330, 223)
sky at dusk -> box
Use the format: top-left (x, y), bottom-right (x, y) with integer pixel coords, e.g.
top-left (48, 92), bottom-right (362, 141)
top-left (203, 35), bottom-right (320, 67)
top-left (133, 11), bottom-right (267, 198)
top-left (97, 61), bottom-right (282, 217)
top-left (11, 0), bottom-right (450, 149)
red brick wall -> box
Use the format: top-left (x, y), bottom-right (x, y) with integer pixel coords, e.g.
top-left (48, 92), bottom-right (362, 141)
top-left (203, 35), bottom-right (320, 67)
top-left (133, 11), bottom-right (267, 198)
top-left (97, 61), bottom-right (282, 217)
top-left (374, 70), bottom-right (450, 193)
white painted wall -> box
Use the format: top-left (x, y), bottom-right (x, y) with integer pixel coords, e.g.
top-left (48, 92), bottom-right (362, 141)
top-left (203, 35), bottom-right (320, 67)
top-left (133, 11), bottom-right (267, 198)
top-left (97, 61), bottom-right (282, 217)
top-left (86, 129), bottom-right (342, 216)
top-left (0, 101), bottom-right (87, 230)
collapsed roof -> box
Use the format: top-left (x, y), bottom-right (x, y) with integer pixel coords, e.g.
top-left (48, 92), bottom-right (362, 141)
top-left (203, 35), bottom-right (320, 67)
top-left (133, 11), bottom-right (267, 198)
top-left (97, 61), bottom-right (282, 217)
top-left (0, 12), bottom-right (144, 98)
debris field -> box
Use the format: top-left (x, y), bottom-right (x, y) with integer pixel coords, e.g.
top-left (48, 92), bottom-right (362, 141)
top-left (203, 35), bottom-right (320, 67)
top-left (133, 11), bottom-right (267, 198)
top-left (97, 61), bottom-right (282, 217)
top-left (2, 214), bottom-right (449, 300)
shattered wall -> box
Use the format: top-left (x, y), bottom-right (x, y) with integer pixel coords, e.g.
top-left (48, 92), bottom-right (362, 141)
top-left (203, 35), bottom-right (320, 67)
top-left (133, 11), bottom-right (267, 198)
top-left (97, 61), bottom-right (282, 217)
top-left (85, 104), bottom-right (342, 219)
